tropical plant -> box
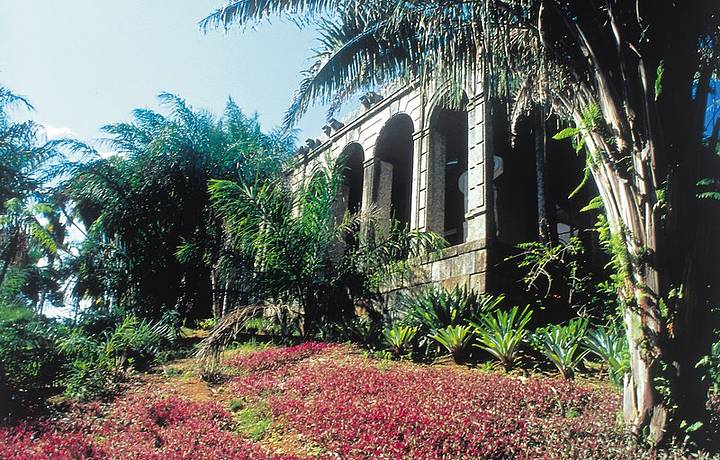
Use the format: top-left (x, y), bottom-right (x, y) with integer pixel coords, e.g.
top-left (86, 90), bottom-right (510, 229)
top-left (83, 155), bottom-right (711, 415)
top-left (0, 86), bottom-right (61, 205)
top-left (63, 94), bottom-right (291, 319)
top-left (0, 85), bottom-right (66, 314)
top-left (472, 306), bottom-right (533, 371)
top-left (532, 318), bottom-right (589, 380)
top-left (0, 304), bottom-right (64, 412)
top-left (397, 286), bottom-right (502, 359)
top-left (0, 199), bottom-right (59, 289)
top-left (512, 237), bottom-right (618, 321)
top-left (203, 0), bottom-right (720, 443)
top-left (399, 286), bottom-right (503, 333)
top-left (210, 156), bottom-right (442, 337)
top-left (58, 314), bottom-right (177, 400)
top-left (431, 324), bottom-right (474, 364)
top-left (384, 324), bottom-right (418, 358)
top-left (583, 325), bottom-right (629, 385)
top-left (209, 159), bottom-right (345, 336)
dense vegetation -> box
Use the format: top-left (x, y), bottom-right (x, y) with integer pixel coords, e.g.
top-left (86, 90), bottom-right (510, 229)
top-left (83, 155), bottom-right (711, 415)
top-left (1, 0), bottom-right (719, 453)
top-left (2, 342), bottom-right (718, 459)
top-left (203, 0), bottom-right (720, 448)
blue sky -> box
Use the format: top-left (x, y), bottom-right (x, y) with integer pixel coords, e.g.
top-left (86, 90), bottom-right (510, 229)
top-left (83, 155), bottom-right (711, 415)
top-left (0, 0), bottom-right (328, 146)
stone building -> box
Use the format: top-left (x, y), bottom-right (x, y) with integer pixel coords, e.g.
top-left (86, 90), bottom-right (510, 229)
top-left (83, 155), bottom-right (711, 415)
top-left (290, 80), bottom-right (590, 300)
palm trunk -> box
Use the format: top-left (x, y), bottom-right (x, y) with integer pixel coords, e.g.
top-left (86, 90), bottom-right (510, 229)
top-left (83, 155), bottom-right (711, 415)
top-left (221, 277), bottom-right (231, 316)
top-left (534, 108), bottom-right (553, 244)
top-left (210, 265), bottom-right (223, 318)
top-left (623, 281), bottom-right (668, 444)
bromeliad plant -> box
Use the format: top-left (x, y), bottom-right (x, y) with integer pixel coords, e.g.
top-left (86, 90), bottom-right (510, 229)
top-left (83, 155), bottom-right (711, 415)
top-left (383, 324), bottom-right (418, 358)
top-left (399, 287), bottom-right (503, 332)
top-left (398, 286), bottom-right (504, 359)
top-left (431, 324), bottom-right (474, 364)
top-left (472, 306), bottom-right (533, 371)
top-left (583, 325), bottom-right (629, 385)
top-left (532, 318), bottom-right (589, 380)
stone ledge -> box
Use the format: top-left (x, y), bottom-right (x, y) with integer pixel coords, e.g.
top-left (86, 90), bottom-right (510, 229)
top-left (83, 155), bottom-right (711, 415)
top-left (419, 238), bottom-right (487, 264)
top-left (380, 245), bottom-right (488, 294)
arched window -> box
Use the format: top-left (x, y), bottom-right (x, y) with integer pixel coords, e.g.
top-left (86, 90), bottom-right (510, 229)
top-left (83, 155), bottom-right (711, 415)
top-left (374, 114), bottom-right (414, 228)
top-left (429, 96), bottom-right (469, 245)
top-left (338, 143), bottom-right (364, 215)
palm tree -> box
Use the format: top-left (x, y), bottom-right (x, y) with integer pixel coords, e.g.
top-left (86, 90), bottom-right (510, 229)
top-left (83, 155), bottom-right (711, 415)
top-left (202, 0), bottom-right (720, 445)
top-left (0, 85), bottom-right (66, 310)
top-left (64, 94), bottom-right (292, 319)
top-left (209, 154), bottom-right (444, 337)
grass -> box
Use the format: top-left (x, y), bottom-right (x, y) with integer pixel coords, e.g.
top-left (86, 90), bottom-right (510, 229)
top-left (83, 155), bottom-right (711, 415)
top-left (232, 400), bottom-right (273, 441)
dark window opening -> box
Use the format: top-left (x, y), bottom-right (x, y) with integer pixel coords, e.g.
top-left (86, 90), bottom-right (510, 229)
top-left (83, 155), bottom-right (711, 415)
top-left (433, 103), bottom-right (469, 245)
top-left (340, 143), bottom-right (364, 215)
top-left (375, 115), bottom-right (414, 228)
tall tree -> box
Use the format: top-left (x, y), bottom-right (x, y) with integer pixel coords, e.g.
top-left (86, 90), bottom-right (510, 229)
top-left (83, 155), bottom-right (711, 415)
top-left (64, 94), bottom-right (292, 319)
top-left (0, 85), bottom-right (65, 309)
top-left (203, 0), bottom-right (720, 445)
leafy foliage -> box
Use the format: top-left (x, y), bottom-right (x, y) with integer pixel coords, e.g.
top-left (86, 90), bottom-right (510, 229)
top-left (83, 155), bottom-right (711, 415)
top-left (210, 155), bottom-right (442, 337)
top-left (532, 318), bottom-right (589, 379)
top-left (0, 85), bottom-right (66, 316)
top-left (383, 324), bottom-right (418, 358)
top-left (431, 324), bottom-right (474, 363)
top-left (327, 315), bottom-right (384, 348)
top-left (0, 304), bottom-right (64, 411)
top-left (59, 314), bottom-right (178, 401)
top-left (399, 286), bottom-right (502, 331)
top-left (513, 237), bottom-right (618, 321)
top-left (472, 305), bottom-right (533, 371)
top-left (63, 94), bottom-right (292, 319)
top-left (583, 325), bottom-right (629, 385)
top-left (209, 160), bottom-right (343, 335)
top-left (395, 286), bottom-right (502, 359)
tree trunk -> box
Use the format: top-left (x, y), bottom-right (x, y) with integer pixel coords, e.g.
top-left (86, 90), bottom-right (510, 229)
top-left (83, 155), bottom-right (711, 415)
top-left (210, 265), bottom-right (223, 318)
top-left (623, 282), bottom-right (668, 445)
top-left (221, 277), bottom-right (231, 317)
top-left (534, 107), bottom-right (554, 244)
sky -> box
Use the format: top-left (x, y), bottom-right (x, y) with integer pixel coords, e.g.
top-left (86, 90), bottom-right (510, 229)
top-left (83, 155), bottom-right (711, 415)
top-left (0, 0), bottom-right (329, 147)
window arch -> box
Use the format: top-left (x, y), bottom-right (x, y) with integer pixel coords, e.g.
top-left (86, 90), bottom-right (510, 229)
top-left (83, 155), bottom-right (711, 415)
top-left (374, 114), bottom-right (414, 228)
top-left (428, 95), bottom-right (469, 245)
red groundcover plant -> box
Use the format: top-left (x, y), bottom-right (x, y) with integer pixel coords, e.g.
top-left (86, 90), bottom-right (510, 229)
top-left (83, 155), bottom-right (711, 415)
top-left (226, 342), bottom-right (335, 372)
top-left (230, 345), bottom-right (632, 459)
top-left (3, 342), bottom-right (717, 459)
top-left (0, 392), bottom-right (295, 460)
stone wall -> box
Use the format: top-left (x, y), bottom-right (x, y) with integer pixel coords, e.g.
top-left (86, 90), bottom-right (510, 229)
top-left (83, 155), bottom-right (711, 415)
top-left (291, 78), bottom-right (494, 301)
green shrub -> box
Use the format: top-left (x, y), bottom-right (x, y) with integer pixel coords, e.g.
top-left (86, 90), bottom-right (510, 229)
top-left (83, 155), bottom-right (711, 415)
top-left (0, 305), bottom-right (64, 409)
top-left (59, 314), bottom-right (178, 401)
top-left (472, 306), bottom-right (533, 371)
top-left (327, 316), bottom-right (383, 348)
top-left (399, 286), bottom-right (503, 332)
top-left (583, 325), bottom-right (629, 385)
top-left (383, 325), bottom-right (418, 358)
top-left (398, 287), bottom-right (503, 359)
top-left (431, 325), bottom-right (474, 364)
top-left (532, 318), bottom-right (589, 379)
top-left (105, 315), bottom-right (177, 369)
top-left (198, 317), bottom-right (218, 330)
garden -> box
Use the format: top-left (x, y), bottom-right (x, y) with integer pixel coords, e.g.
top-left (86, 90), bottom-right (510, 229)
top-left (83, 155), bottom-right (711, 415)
top-left (1, 0), bottom-right (720, 458)
top-left (6, 339), bottom-right (718, 459)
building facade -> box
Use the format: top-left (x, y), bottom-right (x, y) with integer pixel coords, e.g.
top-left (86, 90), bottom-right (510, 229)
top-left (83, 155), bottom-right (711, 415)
top-left (291, 80), bottom-right (502, 298)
